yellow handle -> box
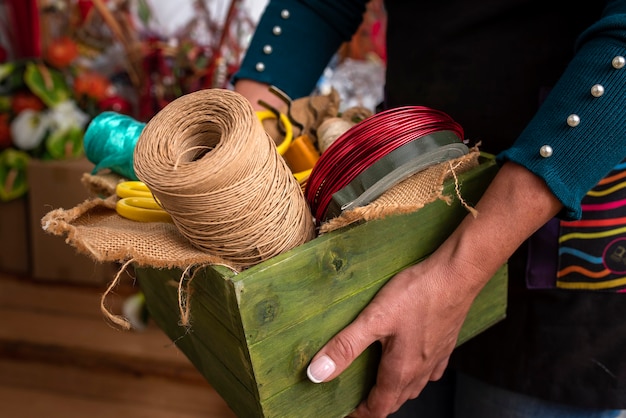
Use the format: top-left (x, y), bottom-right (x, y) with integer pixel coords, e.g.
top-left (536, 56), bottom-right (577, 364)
top-left (283, 134), bottom-right (320, 173)
top-left (116, 197), bottom-right (172, 223)
top-left (256, 110), bottom-right (293, 155)
top-left (255, 113), bottom-right (314, 185)
top-left (116, 181), bottom-right (154, 199)
top-left (293, 168), bottom-right (312, 184)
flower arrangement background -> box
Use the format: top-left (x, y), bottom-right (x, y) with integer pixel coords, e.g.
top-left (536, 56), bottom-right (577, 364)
top-left (0, 0), bottom-right (259, 202)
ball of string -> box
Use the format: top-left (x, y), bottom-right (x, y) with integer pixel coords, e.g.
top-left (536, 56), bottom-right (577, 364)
top-left (134, 89), bottom-right (315, 269)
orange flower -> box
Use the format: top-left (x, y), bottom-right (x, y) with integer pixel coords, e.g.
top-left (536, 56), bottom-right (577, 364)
top-left (44, 37), bottom-right (79, 69)
top-left (73, 71), bottom-right (112, 101)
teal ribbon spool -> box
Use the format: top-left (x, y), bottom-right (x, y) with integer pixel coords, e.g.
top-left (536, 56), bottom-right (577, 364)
top-left (83, 111), bottom-right (145, 180)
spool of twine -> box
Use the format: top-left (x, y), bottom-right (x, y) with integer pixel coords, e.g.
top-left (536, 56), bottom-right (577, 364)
top-left (84, 111), bottom-right (145, 180)
top-left (133, 89), bottom-right (315, 269)
top-left (317, 117), bottom-right (356, 153)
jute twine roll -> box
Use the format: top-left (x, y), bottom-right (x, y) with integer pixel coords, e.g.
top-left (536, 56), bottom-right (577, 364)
top-left (133, 88), bottom-right (315, 269)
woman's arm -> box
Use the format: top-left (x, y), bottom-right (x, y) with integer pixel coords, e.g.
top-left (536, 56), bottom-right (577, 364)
top-left (307, 3), bottom-right (626, 417)
top-left (499, 1), bottom-right (626, 219)
top-left (233, 0), bottom-right (369, 100)
top-left (307, 162), bottom-right (562, 417)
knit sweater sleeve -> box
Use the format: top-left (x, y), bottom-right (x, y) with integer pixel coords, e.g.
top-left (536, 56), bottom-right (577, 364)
top-left (497, 0), bottom-right (626, 220)
top-left (232, 0), bottom-right (368, 99)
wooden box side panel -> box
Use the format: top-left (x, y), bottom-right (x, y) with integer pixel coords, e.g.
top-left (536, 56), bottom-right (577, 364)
top-left (248, 274), bottom-right (387, 400)
top-left (137, 267), bottom-right (263, 417)
top-left (235, 157), bottom-right (499, 344)
top-left (191, 266), bottom-right (247, 343)
top-left (262, 349), bottom-right (379, 418)
top-left (255, 265), bottom-right (507, 418)
top-left (457, 265), bottom-right (508, 344)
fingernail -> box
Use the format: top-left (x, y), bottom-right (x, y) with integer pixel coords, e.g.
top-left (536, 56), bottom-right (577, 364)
top-left (307, 355), bottom-right (336, 383)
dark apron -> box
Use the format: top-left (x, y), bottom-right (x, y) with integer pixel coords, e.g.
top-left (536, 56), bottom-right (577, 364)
top-left (527, 159), bottom-right (626, 292)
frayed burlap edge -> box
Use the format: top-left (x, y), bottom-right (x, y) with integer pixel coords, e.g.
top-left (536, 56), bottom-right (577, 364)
top-left (41, 195), bottom-right (238, 270)
top-left (319, 147), bottom-right (481, 234)
top-left (81, 171), bottom-right (126, 197)
top-left (41, 194), bottom-right (241, 330)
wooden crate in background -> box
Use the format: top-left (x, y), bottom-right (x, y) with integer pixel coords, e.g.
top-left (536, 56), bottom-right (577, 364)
top-left (0, 197), bottom-right (30, 275)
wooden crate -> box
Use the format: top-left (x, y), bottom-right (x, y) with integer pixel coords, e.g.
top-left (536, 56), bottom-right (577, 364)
top-left (27, 158), bottom-right (117, 284)
top-left (0, 198), bottom-right (30, 275)
top-left (136, 154), bottom-right (507, 418)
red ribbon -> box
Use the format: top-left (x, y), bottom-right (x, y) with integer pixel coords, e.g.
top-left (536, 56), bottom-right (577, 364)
top-left (304, 106), bottom-right (464, 221)
top-left (77, 0), bottom-right (96, 24)
top-left (6, 0), bottom-right (40, 59)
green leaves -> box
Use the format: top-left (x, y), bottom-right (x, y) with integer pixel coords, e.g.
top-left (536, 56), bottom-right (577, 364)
top-left (23, 61), bottom-right (71, 108)
top-left (0, 148), bottom-right (30, 201)
top-left (46, 125), bottom-right (84, 160)
top-left (136, 0), bottom-right (153, 27)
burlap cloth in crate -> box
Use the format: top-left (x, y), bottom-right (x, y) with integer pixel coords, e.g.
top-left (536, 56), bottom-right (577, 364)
top-left (41, 148), bottom-right (480, 327)
top-left (42, 148), bottom-right (480, 269)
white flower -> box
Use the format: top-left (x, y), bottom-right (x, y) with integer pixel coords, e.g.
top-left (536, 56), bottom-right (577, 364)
top-left (47, 100), bottom-right (90, 133)
top-left (10, 109), bottom-right (50, 151)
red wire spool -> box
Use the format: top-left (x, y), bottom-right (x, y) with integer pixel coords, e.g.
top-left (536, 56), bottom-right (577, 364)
top-left (304, 106), bottom-right (466, 222)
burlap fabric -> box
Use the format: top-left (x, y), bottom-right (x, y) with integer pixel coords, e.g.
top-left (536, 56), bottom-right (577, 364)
top-left (42, 147), bottom-right (480, 273)
top-left (319, 147), bottom-right (480, 234)
top-left (42, 148), bottom-right (480, 329)
top-left (81, 171), bottom-right (124, 197)
top-left (41, 192), bottom-right (235, 271)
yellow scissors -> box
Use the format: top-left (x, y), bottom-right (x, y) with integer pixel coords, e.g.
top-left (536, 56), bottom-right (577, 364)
top-left (256, 109), bottom-right (293, 155)
top-left (115, 181), bottom-right (172, 223)
top-left (256, 110), bottom-right (316, 186)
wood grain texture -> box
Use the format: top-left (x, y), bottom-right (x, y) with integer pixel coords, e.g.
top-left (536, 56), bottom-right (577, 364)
top-left (137, 154), bottom-right (508, 418)
top-left (0, 273), bottom-right (236, 418)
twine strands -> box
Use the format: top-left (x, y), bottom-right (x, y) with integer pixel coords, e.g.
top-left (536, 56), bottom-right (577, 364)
top-left (177, 264), bottom-right (196, 327)
top-left (133, 89), bottom-right (315, 269)
top-left (100, 258), bottom-right (135, 330)
top-left (448, 159), bottom-right (479, 218)
top-left (99, 259), bottom-right (224, 329)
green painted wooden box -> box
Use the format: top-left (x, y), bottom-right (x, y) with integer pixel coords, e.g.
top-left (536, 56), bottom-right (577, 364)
top-left (136, 154), bottom-right (507, 418)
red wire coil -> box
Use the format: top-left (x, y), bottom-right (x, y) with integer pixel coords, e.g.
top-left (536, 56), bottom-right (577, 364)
top-left (304, 106), bottom-right (464, 221)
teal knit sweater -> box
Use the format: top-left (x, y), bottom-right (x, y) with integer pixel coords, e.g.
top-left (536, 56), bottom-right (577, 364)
top-left (234, 0), bottom-right (626, 220)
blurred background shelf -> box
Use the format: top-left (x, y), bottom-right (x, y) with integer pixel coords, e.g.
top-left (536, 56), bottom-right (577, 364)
top-left (0, 272), bottom-right (236, 418)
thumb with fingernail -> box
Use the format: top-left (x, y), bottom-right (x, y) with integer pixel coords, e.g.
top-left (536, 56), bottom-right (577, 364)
top-left (307, 354), bottom-right (337, 383)
top-left (306, 325), bottom-right (372, 384)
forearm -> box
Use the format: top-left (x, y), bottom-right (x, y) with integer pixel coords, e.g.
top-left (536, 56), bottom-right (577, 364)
top-left (426, 162), bottom-right (562, 293)
top-left (233, 79), bottom-right (284, 111)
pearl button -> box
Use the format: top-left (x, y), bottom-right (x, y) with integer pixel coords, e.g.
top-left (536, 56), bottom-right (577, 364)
top-left (272, 25), bottom-right (282, 35)
top-left (255, 62), bottom-right (265, 72)
top-left (540, 145), bottom-right (553, 158)
top-left (281, 9), bottom-right (290, 19)
top-left (567, 114), bottom-right (580, 127)
top-left (263, 45), bottom-right (273, 54)
top-left (591, 84), bottom-right (605, 97)
top-left (612, 55), bottom-right (625, 69)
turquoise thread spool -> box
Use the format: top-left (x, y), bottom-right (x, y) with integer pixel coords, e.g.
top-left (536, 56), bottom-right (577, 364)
top-left (84, 111), bottom-right (145, 180)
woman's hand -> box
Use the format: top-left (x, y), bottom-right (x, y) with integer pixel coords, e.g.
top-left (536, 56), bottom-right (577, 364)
top-left (340, 258), bottom-right (480, 416)
top-left (233, 79), bottom-right (286, 111)
top-left (306, 162), bottom-right (563, 418)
